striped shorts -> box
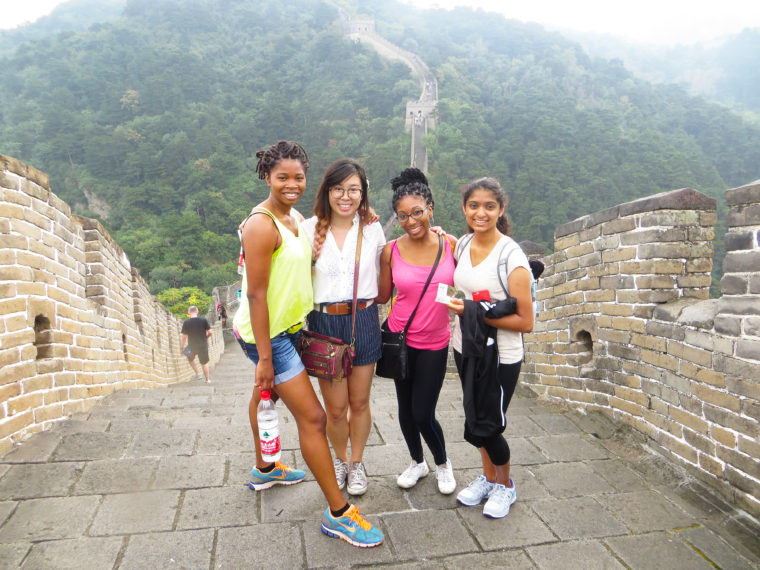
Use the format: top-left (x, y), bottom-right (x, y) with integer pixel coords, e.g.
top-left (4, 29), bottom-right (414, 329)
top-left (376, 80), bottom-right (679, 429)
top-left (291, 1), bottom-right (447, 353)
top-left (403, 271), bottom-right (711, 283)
top-left (306, 302), bottom-right (382, 366)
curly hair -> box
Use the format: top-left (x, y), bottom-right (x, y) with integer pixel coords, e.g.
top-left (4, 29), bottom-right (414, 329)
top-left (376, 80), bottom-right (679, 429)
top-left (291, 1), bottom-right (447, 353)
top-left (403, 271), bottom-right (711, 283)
top-left (390, 167), bottom-right (434, 212)
top-left (254, 140), bottom-right (310, 180)
top-left (462, 176), bottom-right (511, 235)
top-left (312, 158), bottom-right (370, 261)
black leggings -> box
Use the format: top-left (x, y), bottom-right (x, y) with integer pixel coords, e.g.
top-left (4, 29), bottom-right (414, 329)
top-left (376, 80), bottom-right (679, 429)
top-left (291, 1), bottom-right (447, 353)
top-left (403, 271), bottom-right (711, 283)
top-left (393, 345), bottom-right (449, 466)
top-left (454, 351), bottom-right (521, 466)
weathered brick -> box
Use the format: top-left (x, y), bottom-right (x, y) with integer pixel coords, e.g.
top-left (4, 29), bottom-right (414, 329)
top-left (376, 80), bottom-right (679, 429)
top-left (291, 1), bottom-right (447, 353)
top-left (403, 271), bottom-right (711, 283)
top-left (704, 404), bottom-right (759, 437)
top-left (698, 452), bottom-right (724, 478)
top-left (669, 407), bottom-right (709, 434)
top-left (658, 431), bottom-right (698, 464)
top-left (667, 342), bottom-right (712, 367)
top-left (723, 250), bottom-right (760, 273)
top-left (693, 384), bottom-right (741, 412)
top-left (640, 348), bottom-right (680, 372)
top-left (736, 340), bottom-right (760, 361)
top-left (630, 333), bottom-right (667, 352)
top-left (0, 410), bottom-right (33, 439)
top-left (34, 404), bottom-right (65, 423)
top-left (683, 428), bottom-right (716, 455)
top-left (716, 447), bottom-right (760, 482)
top-left (738, 435), bottom-right (760, 459)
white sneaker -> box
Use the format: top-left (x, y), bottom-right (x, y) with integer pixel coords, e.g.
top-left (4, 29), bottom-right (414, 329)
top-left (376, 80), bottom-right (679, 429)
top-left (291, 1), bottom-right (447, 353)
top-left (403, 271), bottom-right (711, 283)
top-left (397, 461), bottom-right (429, 488)
top-left (435, 459), bottom-right (456, 495)
top-left (483, 480), bottom-right (517, 518)
top-left (456, 475), bottom-right (495, 506)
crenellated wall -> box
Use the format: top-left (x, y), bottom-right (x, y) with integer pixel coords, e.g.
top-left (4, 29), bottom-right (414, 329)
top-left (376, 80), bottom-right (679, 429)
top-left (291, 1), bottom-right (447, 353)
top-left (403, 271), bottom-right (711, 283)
top-left (0, 155), bottom-right (225, 454)
top-left (522, 184), bottom-right (760, 516)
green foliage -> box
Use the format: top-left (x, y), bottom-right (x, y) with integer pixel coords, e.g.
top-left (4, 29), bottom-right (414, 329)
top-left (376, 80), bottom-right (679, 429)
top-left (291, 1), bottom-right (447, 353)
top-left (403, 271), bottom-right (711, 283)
top-left (1, 0), bottom-right (758, 299)
top-left (157, 286), bottom-right (213, 318)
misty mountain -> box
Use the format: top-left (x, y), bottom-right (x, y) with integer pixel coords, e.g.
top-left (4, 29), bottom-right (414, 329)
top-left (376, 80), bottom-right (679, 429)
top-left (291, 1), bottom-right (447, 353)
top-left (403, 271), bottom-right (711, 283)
top-left (1, 0), bottom-right (758, 294)
top-left (566, 28), bottom-right (760, 116)
top-left (0, 0), bottom-right (126, 59)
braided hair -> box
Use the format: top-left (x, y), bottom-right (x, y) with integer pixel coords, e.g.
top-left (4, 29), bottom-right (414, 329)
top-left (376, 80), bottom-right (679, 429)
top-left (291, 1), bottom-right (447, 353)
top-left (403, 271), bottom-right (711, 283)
top-left (390, 167), bottom-right (434, 212)
top-left (312, 158), bottom-right (370, 261)
top-left (462, 176), bottom-right (511, 235)
top-left (254, 140), bottom-right (310, 180)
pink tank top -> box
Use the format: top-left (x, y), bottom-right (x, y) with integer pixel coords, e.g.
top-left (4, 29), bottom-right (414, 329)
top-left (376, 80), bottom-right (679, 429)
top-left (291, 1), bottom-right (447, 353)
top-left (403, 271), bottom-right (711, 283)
top-left (387, 238), bottom-right (455, 350)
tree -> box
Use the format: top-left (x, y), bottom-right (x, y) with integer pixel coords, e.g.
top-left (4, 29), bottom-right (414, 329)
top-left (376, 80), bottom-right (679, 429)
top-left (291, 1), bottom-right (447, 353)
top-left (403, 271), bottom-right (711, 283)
top-left (157, 286), bottom-right (213, 318)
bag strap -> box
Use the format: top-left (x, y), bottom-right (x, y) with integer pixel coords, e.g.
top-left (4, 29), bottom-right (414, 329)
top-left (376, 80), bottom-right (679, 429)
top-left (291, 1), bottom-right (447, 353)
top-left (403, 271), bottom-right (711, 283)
top-left (454, 232), bottom-right (474, 262)
top-left (403, 234), bottom-right (444, 335)
top-left (496, 242), bottom-right (521, 297)
top-left (349, 227), bottom-right (363, 348)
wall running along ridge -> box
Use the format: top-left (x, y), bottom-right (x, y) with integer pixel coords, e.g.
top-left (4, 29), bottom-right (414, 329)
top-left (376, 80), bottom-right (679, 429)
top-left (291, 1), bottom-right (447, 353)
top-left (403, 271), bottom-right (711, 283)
top-left (0, 155), bottom-right (225, 454)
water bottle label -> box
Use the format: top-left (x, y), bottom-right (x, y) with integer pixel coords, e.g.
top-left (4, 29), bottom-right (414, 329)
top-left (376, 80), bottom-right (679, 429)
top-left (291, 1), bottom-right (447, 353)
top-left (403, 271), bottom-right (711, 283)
top-left (260, 427), bottom-right (280, 457)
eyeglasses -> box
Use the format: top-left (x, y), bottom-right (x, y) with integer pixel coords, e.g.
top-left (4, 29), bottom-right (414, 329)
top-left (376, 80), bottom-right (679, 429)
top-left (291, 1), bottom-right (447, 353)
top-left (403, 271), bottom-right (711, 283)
top-left (329, 186), bottom-right (363, 198)
top-left (396, 207), bottom-right (427, 223)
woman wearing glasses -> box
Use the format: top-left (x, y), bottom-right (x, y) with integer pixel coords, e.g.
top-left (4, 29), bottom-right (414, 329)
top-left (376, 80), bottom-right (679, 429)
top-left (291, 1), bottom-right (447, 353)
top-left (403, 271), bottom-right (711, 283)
top-left (301, 158), bottom-right (385, 496)
top-left (376, 168), bottom-right (457, 495)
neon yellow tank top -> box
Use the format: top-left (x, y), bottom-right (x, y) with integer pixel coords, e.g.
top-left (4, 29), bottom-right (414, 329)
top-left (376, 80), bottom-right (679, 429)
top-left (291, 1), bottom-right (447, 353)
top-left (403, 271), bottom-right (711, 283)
top-left (233, 208), bottom-right (313, 343)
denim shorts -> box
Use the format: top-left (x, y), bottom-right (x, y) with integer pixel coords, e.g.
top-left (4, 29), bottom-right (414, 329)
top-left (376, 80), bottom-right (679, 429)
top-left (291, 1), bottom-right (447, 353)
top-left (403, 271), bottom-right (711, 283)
top-left (236, 330), bottom-right (305, 385)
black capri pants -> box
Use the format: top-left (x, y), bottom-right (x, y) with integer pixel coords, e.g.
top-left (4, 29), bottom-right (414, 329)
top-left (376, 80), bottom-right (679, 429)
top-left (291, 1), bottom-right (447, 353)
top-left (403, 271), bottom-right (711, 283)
top-left (454, 351), bottom-right (521, 466)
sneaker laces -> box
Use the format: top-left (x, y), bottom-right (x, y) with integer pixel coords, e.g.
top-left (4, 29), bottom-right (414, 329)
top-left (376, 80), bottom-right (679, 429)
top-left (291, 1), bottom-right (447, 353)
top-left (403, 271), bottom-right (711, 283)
top-left (347, 506), bottom-right (371, 530)
top-left (334, 458), bottom-right (348, 477)
top-left (274, 462), bottom-right (292, 472)
top-left (350, 462), bottom-right (367, 484)
top-left (402, 462), bottom-right (421, 478)
top-left (436, 462), bottom-right (454, 483)
top-left (467, 475), bottom-right (491, 494)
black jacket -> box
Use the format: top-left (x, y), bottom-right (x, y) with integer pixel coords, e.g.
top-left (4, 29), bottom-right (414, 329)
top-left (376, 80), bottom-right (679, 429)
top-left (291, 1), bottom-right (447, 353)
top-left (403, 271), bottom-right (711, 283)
top-left (459, 299), bottom-right (515, 439)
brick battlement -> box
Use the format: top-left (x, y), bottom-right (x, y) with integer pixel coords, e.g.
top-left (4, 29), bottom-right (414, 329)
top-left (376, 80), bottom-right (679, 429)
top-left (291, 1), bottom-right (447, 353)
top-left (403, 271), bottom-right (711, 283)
top-left (0, 155), bottom-right (225, 454)
top-left (522, 183), bottom-right (760, 516)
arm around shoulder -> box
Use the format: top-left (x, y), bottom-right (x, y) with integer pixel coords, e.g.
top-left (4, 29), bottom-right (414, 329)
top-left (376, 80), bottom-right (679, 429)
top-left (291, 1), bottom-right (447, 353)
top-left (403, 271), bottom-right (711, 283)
top-left (375, 242), bottom-right (394, 304)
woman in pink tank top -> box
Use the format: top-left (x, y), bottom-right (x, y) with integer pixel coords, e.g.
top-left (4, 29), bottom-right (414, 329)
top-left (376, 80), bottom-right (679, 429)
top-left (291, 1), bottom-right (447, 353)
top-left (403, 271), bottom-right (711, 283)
top-left (376, 168), bottom-right (458, 495)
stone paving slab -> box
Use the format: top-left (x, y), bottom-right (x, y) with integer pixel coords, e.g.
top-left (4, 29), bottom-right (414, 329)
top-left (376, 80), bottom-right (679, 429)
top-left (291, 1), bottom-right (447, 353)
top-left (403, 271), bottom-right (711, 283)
top-left (0, 346), bottom-right (758, 568)
top-left (21, 536), bottom-right (123, 570)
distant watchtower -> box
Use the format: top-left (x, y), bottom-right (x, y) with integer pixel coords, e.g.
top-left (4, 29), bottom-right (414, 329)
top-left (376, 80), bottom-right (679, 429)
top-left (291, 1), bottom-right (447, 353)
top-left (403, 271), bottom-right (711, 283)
top-left (349, 19), bottom-right (375, 34)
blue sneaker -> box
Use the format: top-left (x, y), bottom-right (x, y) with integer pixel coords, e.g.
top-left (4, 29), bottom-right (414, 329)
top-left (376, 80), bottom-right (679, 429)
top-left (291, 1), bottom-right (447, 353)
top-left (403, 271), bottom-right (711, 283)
top-left (248, 462), bottom-right (306, 491)
top-left (321, 505), bottom-right (384, 548)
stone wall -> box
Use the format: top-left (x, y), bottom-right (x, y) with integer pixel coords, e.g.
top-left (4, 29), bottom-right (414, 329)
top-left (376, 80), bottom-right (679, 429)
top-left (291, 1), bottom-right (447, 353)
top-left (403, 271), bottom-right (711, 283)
top-left (0, 155), bottom-right (225, 454)
top-left (522, 184), bottom-right (760, 516)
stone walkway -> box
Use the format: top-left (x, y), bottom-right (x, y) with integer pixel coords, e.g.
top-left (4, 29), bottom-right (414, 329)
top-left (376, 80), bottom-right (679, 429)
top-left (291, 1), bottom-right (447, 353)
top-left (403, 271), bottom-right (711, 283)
top-left (0, 346), bottom-right (758, 569)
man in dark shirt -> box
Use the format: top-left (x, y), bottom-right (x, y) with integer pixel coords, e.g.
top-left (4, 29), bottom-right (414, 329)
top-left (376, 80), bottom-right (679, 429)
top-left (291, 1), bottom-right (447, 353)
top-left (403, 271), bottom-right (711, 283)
top-left (180, 306), bottom-right (212, 382)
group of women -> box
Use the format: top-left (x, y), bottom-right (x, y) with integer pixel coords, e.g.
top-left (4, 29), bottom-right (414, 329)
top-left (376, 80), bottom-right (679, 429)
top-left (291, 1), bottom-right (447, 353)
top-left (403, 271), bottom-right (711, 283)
top-left (232, 140), bottom-right (535, 549)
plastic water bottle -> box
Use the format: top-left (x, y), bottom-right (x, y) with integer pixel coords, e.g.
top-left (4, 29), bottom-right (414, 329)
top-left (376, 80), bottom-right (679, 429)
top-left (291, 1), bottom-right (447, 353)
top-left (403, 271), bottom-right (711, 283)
top-left (257, 390), bottom-right (281, 463)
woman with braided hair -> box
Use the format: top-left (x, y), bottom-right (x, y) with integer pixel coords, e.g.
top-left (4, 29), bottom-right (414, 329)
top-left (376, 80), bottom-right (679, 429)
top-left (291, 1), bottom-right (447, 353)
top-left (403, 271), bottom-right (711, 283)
top-left (376, 167), bottom-right (458, 495)
top-left (234, 143), bottom-right (383, 548)
top-left (301, 158), bottom-right (385, 497)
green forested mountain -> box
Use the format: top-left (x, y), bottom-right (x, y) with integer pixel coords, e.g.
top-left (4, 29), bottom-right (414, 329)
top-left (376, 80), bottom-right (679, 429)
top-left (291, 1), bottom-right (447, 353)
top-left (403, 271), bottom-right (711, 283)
top-left (1, 0), bottom-right (758, 294)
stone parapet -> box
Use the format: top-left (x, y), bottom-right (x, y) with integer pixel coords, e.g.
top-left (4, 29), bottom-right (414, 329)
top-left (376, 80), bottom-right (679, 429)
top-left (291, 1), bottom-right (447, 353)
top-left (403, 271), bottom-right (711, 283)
top-left (523, 185), bottom-right (760, 517)
top-left (0, 155), bottom-right (224, 453)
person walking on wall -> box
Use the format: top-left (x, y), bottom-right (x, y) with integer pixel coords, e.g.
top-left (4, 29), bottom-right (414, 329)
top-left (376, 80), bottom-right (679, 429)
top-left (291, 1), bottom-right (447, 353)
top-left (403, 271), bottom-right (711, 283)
top-left (301, 158), bottom-right (385, 496)
top-left (180, 305), bottom-right (212, 383)
top-left (233, 141), bottom-right (383, 548)
top-left (446, 176), bottom-right (534, 518)
top-left (376, 168), bottom-right (457, 495)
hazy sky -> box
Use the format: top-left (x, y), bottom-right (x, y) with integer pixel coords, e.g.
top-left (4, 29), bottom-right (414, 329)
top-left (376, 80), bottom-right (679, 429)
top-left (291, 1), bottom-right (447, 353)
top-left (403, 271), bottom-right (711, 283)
top-left (3, 0), bottom-right (760, 46)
